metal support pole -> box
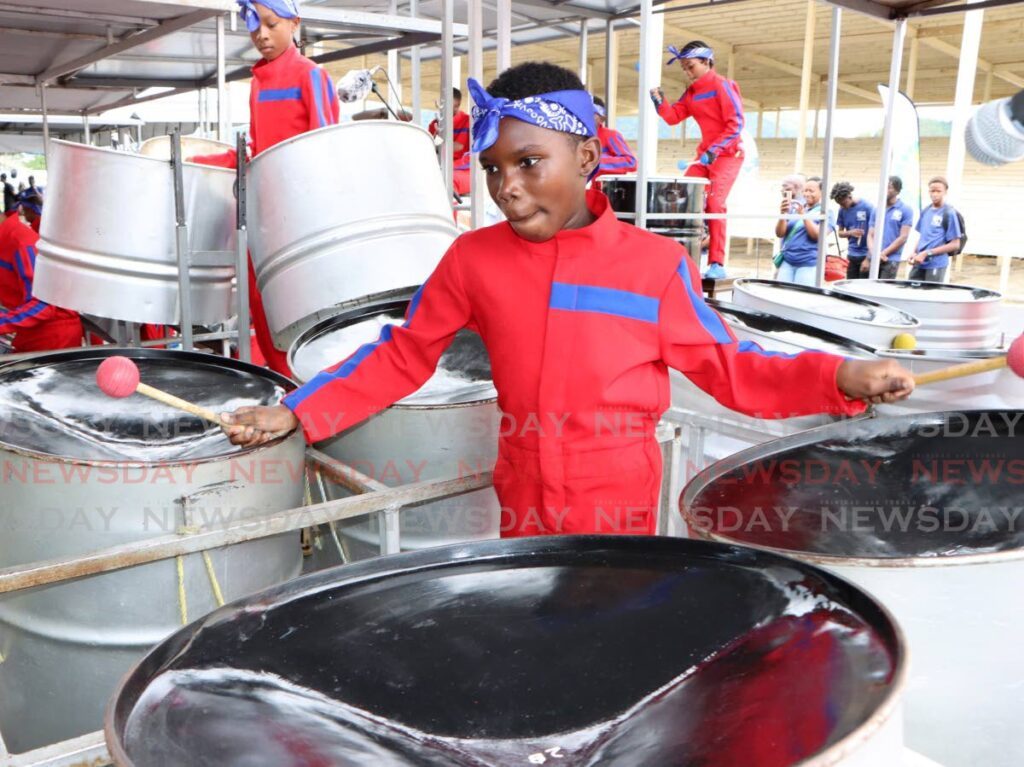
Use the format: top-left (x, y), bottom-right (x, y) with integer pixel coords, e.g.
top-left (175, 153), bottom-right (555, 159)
top-left (868, 19), bottom-right (907, 281)
top-left (82, 113), bottom-right (91, 144)
top-left (816, 6), bottom-right (842, 288)
top-left (794, 0), bottom-right (816, 172)
top-left (216, 14), bottom-right (228, 142)
top-left (906, 33), bottom-right (920, 100)
top-left (578, 20), bottom-right (589, 86)
top-left (636, 0), bottom-right (664, 229)
top-left (235, 133), bottom-right (250, 362)
top-left (469, 0), bottom-right (485, 228)
top-left (379, 506), bottom-right (402, 555)
top-left (496, 0), bottom-right (512, 74)
top-left (411, 0), bottom-right (422, 125)
top-left (440, 0), bottom-right (454, 198)
top-left (387, 0), bottom-right (402, 116)
top-left (171, 131), bottom-right (194, 351)
top-left (945, 3), bottom-right (984, 208)
top-left (40, 84), bottom-right (51, 167)
top-left (605, 20), bottom-right (618, 126)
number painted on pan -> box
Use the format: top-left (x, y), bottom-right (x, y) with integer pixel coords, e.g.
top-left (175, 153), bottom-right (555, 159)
top-left (527, 747), bottom-right (565, 763)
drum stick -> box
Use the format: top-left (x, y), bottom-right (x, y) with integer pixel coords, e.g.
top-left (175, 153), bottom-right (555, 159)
top-left (96, 356), bottom-right (228, 428)
top-left (913, 335), bottom-right (1024, 387)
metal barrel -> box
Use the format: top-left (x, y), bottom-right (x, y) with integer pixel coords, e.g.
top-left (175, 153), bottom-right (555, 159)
top-left (832, 279), bottom-right (1003, 350)
top-left (0, 348), bottom-right (305, 753)
top-left (603, 175), bottom-right (709, 259)
top-left (106, 536), bottom-right (906, 767)
top-left (247, 121), bottom-right (459, 350)
top-left (731, 278), bottom-right (920, 349)
top-left (288, 297), bottom-right (500, 559)
top-left (33, 140), bottom-right (237, 326)
top-left (680, 410), bottom-right (1024, 767)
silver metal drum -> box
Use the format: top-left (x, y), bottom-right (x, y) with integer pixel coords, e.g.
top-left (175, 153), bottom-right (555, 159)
top-left (33, 140), bottom-right (237, 326)
top-left (0, 348), bottom-right (305, 754)
top-left (106, 537), bottom-right (907, 767)
top-left (681, 410), bottom-right (1024, 767)
top-left (833, 280), bottom-right (1003, 350)
top-left (248, 121), bottom-right (459, 350)
top-left (289, 297), bottom-right (499, 559)
top-left (137, 135), bottom-right (233, 161)
top-left (731, 279), bottom-right (920, 349)
top-left (604, 175), bottom-right (709, 259)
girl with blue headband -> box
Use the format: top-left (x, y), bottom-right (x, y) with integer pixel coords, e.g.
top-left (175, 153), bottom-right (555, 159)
top-left (224, 62), bottom-right (915, 536)
top-left (651, 39), bottom-right (746, 280)
top-left (192, 0), bottom-right (339, 377)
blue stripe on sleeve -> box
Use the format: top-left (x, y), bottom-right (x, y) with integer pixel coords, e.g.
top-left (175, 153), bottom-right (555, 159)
top-left (0, 299), bottom-right (48, 325)
top-left (258, 87), bottom-right (302, 102)
top-left (737, 340), bottom-right (800, 359)
top-left (674, 259), bottom-right (733, 344)
top-left (284, 281), bottom-right (431, 408)
top-left (0, 260), bottom-right (13, 272)
top-left (693, 90), bottom-right (718, 101)
top-left (709, 80), bottom-right (745, 154)
top-left (310, 69), bottom-right (327, 127)
top-left (549, 282), bottom-right (659, 324)
top-left (14, 247), bottom-right (32, 294)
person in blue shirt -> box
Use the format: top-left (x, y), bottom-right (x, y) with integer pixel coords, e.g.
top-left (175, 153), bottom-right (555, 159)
top-left (775, 176), bottom-right (835, 286)
top-left (830, 181), bottom-right (873, 279)
top-left (866, 175), bottom-right (914, 280)
top-left (911, 176), bottom-right (961, 283)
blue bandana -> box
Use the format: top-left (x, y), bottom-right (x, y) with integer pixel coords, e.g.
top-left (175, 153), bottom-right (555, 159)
top-left (467, 78), bottom-right (596, 155)
top-left (594, 103), bottom-right (607, 119)
top-left (18, 197), bottom-right (41, 216)
top-left (666, 45), bottom-right (714, 65)
top-left (237, 0), bottom-right (299, 33)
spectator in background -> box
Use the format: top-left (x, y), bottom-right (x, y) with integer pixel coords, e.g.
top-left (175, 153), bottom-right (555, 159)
top-left (867, 175), bottom-right (914, 280)
top-left (831, 181), bottom-right (872, 280)
top-left (911, 176), bottom-right (961, 282)
top-left (775, 176), bottom-right (835, 286)
top-left (429, 88), bottom-right (470, 165)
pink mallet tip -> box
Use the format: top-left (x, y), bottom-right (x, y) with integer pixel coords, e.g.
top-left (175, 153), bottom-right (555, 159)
top-left (96, 356), bottom-right (141, 398)
top-left (1006, 336), bottom-right (1024, 379)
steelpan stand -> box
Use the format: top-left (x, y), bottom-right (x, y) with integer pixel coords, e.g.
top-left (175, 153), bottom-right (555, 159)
top-left (168, 131), bottom-right (249, 360)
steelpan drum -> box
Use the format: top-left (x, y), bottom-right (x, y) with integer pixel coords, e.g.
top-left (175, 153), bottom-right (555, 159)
top-left (289, 295), bottom-right (500, 558)
top-left (33, 140), bottom-right (237, 326)
top-left (732, 279), bottom-right (920, 349)
top-left (681, 410), bottom-right (1024, 767)
top-left (137, 135), bottom-right (233, 161)
top-left (0, 348), bottom-right (305, 753)
top-left (248, 121), bottom-right (459, 350)
top-left (833, 280), bottom-right (1002, 350)
top-left (106, 537), bottom-right (905, 766)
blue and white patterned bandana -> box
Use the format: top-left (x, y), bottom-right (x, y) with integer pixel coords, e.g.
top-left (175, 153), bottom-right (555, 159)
top-left (237, 0), bottom-right (299, 33)
top-left (666, 45), bottom-right (714, 65)
top-left (17, 193), bottom-right (41, 216)
top-left (594, 102), bottom-right (607, 119)
top-left (467, 78), bottom-right (596, 155)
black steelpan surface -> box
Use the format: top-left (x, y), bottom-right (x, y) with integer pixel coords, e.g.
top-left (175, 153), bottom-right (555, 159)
top-left (684, 410), bottom-right (1024, 558)
top-left (108, 536), bottom-right (901, 767)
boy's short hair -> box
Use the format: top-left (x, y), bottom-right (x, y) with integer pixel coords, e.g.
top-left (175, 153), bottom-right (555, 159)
top-left (829, 181), bottom-right (854, 202)
top-left (593, 96), bottom-right (605, 109)
top-left (487, 62), bottom-right (585, 101)
top-left (453, 87), bottom-right (462, 101)
top-left (928, 175), bottom-right (949, 189)
top-left (888, 175), bottom-right (903, 193)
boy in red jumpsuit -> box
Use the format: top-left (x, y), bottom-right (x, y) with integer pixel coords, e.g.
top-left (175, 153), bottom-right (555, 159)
top-left (223, 62), bottom-right (914, 537)
top-left (0, 196), bottom-right (82, 353)
top-left (652, 41), bottom-right (744, 280)
top-left (592, 96), bottom-right (637, 179)
top-left (192, 0), bottom-right (340, 377)
top-left (429, 87), bottom-right (471, 165)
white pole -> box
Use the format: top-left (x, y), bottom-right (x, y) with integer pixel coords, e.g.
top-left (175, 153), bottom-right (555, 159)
top-left (605, 20), bottom-right (618, 126)
top-left (815, 6), bottom-right (842, 288)
top-left (868, 20), bottom-right (908, 280)
top-left (578, 20), bottom-right (589, 86)
top-left (440, 0), bottom-right (454, 197)
top-left (83, 113), bottom-right (91, 145)
top-left (388, 0), bottom-right (403, 117)
top-left (216, 14), bottom-right (228, 142)
top-left (636, 0), bottom-right (664, 229)
top-left (496, 0), bottom-right (512, 74)
top-left (794, 0), bottom-right (816, 172)
top-left (411, 0), bottom-right (422, 125)
top-left (469, 0), bottom-right (485, 228)
top-left (40, 85), bottom-right (51, 166)
top-left (945, 4), bottom-right (984, 204)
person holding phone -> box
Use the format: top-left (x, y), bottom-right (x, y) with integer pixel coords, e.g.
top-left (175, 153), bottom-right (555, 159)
top-left (774, 177), bottom-right (835, 286)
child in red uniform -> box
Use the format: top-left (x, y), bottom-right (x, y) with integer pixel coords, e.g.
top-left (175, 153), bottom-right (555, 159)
top-left (652, 41), bottom-right (744, 279)
top-left (192, 0), bottom-right (340, 377)
top-left (592, 96), bottom-right (636, 179)
top-left (429, 87), bottom-right (471, 165)
top-left (0, 196), bottom-right (82, 353)
top-left (223, 63), bottom-right (914, 537)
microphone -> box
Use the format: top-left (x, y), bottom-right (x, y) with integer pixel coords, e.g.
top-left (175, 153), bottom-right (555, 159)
top-left (965, 89), bottom-right (1024, 166)
top-left (336, 66), bottom-right (381, 103)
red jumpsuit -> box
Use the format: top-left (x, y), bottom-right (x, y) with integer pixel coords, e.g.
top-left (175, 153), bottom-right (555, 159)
top-left (284, 190), bottom-right (864, 536)
top-left (429, 110), bottom-right (471, 164)
top-left (657, 70), bottom-right (745, 266)
top-left (193, 44), bottom-right (340, 377)
top-left (0, 213), bottom-right (82, 353)
top-left (595, 125), bottom-right (637, 179)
